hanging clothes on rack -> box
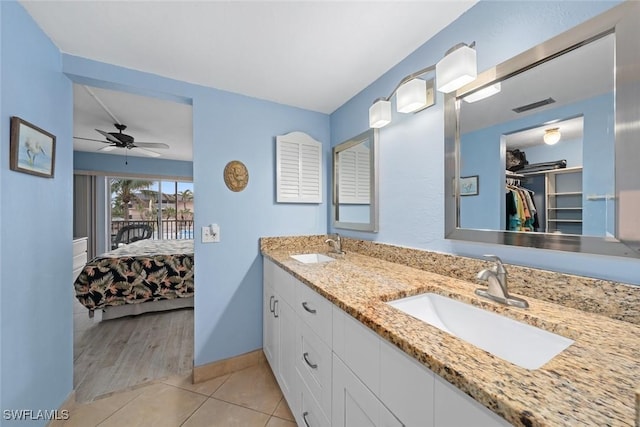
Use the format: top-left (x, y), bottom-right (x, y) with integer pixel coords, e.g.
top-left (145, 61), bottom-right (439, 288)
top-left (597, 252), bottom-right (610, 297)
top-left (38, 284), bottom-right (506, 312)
top-left (505, 174), bottom-right (538, 232)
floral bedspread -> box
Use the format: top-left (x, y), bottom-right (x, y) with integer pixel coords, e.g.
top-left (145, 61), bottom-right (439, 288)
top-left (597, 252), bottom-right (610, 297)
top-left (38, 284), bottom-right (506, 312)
top-left (74, 239), bottom-right (194, 310)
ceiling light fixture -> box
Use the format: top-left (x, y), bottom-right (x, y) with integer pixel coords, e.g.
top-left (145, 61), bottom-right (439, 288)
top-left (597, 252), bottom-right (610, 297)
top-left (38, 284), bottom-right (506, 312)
top-left (369, 41), bottom-right (476, 129)
top-left (463, 82), bottom-right (501, 103)
top-left (543, 128), bottom-right (561, 145)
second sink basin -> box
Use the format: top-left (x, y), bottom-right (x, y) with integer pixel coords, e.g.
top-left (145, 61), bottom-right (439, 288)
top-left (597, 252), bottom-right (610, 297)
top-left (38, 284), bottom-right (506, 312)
top-left (290, 253), bottom-right (335, 264)
top-left (388, 293), bottom-right (574, 370)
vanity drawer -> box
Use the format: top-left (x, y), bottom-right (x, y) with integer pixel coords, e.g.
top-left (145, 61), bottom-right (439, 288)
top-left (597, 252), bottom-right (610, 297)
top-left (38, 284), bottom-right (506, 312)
top-left (295, 279), bottom-right (332, 346)
top-left (297, 376), bottom-right (330, 427)
top-left (296, 320), bottom-right (332, 419)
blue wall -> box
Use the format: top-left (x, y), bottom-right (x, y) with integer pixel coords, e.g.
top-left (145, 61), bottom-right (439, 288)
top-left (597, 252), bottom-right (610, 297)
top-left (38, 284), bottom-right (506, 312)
top-left (62, 55), bottom-right (330, 366)
top-left (1, 2), bottom-right (73, 423)
top-left (330, 0), bottom-right (640, 285)
top-left (524, 138), bottom-right (582, 167)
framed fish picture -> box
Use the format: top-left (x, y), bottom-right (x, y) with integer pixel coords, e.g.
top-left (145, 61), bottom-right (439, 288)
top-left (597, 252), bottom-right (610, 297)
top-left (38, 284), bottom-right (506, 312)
top-left (10, 116), bottom-right (56, 178)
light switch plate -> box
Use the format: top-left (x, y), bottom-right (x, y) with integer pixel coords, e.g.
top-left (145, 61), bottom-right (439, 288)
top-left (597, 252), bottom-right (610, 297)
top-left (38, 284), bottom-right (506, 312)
top-left (202, 224), bottom-right (220, 243)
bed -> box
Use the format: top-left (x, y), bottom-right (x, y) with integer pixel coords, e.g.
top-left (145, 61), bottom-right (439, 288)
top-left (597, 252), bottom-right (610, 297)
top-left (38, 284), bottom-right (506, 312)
top-left (74, 239), bottom-right (194, 320)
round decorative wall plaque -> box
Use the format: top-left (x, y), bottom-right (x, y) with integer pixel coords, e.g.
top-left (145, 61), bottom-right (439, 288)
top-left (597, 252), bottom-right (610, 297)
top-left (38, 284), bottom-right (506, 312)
top-left (223, 160), bottom-right (249, 192)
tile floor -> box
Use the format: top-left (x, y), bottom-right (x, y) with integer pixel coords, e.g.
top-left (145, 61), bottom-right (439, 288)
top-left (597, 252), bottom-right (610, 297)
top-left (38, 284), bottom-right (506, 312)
top-left (51, 362), bottom-right (296, 427)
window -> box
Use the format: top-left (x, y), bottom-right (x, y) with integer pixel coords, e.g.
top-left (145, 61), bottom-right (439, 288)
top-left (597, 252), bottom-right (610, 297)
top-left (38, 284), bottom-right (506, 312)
top-left (109, 177), bottom-right (194, 242)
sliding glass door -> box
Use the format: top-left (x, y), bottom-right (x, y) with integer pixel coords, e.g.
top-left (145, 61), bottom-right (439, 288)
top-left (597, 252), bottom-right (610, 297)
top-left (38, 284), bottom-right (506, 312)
top-left (109, 177), bottom-right (194, 244)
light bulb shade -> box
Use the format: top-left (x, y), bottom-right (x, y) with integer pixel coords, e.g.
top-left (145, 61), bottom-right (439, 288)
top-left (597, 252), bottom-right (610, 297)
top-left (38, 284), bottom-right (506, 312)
top-left (369, 100), bottom-right (392, 128)
top-left (463, 82), bottom-right (501, 103)
top-left (543, 128), bottom-right (561, 145)
top-left (436, 45), bottom-right (477, 93)
top-left (396, 79), bottom-right (427, 113)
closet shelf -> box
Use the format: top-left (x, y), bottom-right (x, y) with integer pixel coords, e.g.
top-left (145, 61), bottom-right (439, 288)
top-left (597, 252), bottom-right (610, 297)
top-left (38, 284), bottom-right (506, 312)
top-left (548, 191), bottom-right (582, 196)
top-left (548, 219), bottom-right (583, 223)
top-left (548, 207), bottom-right (582, 210)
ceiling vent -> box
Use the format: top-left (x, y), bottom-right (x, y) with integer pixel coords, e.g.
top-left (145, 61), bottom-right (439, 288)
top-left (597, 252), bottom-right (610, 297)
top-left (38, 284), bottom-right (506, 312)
top-left (512, 97), bottom-right (556, 113)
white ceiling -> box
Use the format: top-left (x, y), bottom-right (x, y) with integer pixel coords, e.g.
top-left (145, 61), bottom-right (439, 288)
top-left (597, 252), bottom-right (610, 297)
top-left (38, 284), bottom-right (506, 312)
top-left (73, 84), bottom-right (194, 161)
top-left (21, 1), bottom-right (478, 161)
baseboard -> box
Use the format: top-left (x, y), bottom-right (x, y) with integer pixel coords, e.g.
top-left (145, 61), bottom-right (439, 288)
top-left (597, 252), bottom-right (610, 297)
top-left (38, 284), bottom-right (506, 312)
top-left (193, 349), bottom-right (266, 383)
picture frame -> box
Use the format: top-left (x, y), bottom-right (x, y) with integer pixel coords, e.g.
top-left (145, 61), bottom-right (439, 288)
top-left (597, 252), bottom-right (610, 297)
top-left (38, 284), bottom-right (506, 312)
top-left (10, 116), bottom-right (56, 178)
top-left (459, 175), bottom-right (479, 196)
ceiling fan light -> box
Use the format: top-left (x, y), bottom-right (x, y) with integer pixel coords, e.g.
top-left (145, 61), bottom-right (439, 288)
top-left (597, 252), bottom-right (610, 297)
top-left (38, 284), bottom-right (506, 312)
top-left (436, 45), bottom-right (477, 93)
top-left (99, 145), bottom-right (117, 152)
top-left (396, 79), bottom-right (427, 113)
top-left (543, 128), bottom-right (561, 145)
top-left (369, 99), bottom-right (392, 128)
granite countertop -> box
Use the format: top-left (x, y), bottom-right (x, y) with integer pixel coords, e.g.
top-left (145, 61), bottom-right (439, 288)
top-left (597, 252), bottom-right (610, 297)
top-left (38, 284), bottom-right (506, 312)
top-left (261, 243), bottom-right (640, 426)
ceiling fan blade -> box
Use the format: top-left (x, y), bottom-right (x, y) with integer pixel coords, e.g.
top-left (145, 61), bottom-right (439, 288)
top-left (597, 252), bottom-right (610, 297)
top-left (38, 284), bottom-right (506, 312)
top-left (74, 136), bottom-right (112, 144)
top-left (95, 129), bottom-right (120, 144)
top-left (133, 142), bottom-right (170, 149)
top-left (98, 145), bottom-right (118, 152)
top-left (133, 147), bottom-right (162, 157)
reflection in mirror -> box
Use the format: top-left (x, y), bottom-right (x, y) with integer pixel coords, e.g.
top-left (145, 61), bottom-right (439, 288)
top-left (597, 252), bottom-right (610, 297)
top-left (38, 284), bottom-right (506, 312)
top-left (445, 1), bottom-right (640, 258)
top-left (333, 129), bottom-right (378, 232)
top-left (458, 34), bottom-right (613, 238)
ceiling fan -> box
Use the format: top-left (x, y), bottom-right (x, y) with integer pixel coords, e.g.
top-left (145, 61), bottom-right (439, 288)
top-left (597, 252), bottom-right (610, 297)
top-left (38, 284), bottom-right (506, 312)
top-left (74, 123), bottom-right (170, 157)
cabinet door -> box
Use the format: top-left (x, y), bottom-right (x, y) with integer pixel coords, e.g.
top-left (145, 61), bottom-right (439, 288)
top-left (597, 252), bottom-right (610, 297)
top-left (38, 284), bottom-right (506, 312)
top-left (332, 355), bottom-right (402, 427)
top-left (380, 339), bottom-right (435, 427)
top-left (263, 281), bottom-right (278, 370)
top-left (434, 376), bottom-right (511, 427)
top-left (278, 299), bottom-right (298, 402)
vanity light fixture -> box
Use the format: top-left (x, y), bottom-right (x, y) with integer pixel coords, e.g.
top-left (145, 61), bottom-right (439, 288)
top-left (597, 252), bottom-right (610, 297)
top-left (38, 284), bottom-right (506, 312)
top-left (463, 82), bottom-right (501, 103)
top-left (368, 41), bottom-right (476, 128)
top-left (369, 99), bottom-right (392, 129)
top-left (543, 127), bottom-right (561, 145)
top-left (436, 43), bottom-right (478, 93)
top-left (396, 78), bottom-right (428, 113)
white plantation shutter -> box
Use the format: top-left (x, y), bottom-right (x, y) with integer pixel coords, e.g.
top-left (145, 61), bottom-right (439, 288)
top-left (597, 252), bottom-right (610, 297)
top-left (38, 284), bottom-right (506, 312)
top-left (276, 132), bottom-right (322, 203)
top-left (338, 145), bottom-right (370, 204)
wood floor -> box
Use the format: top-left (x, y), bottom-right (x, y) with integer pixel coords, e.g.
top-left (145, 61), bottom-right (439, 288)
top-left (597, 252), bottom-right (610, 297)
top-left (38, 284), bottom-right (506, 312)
top-left (74, 299), bottom-right (194, 403)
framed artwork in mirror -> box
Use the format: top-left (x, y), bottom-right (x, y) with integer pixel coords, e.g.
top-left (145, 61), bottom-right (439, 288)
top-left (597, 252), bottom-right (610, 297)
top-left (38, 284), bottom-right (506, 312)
top-left (459, 175), bottom-right (478, 196)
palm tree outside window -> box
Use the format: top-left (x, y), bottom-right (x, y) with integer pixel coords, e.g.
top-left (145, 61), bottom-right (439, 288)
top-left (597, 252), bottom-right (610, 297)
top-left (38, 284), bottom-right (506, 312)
top-left (109, 178), bottom-right (194, 242)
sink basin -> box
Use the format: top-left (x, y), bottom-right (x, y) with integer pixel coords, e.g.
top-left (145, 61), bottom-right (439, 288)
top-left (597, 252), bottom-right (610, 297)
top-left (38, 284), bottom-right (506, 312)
top-left (290, 253), bottom-right (335, 264)
top-left (388, 293), bottom-right (574, 370)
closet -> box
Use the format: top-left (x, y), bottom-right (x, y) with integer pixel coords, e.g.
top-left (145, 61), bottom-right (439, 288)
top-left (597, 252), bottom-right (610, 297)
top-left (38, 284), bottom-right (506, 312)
top-left (517, 167), bottom-right (583, 235)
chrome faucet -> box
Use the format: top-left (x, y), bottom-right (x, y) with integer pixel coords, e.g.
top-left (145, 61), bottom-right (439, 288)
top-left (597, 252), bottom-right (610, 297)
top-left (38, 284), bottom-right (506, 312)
top-left (325, 233), bottom-right (344, 255)
top-left (475, 255), bottom-right (529, 308)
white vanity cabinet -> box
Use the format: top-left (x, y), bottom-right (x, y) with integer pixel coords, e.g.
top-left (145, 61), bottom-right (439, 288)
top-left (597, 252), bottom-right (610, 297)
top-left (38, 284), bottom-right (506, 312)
top-left (263, 259), bottom-right (512, 427)
top-left (263, 260), bottom-right (298, 403)
top-left (332, 355), bottom-right (402, 427)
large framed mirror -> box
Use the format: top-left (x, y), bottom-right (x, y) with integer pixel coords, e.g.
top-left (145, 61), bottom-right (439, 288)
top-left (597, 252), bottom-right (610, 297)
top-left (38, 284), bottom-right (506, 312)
top-left (333, 129), bottom-right (379, 232)
top-left (445, 1), bottom-right (640, 258)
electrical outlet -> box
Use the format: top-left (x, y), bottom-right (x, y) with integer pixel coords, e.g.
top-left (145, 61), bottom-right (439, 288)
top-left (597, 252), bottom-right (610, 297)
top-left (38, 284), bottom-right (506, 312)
top-left (201, 224), bottom-right (220, 243)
